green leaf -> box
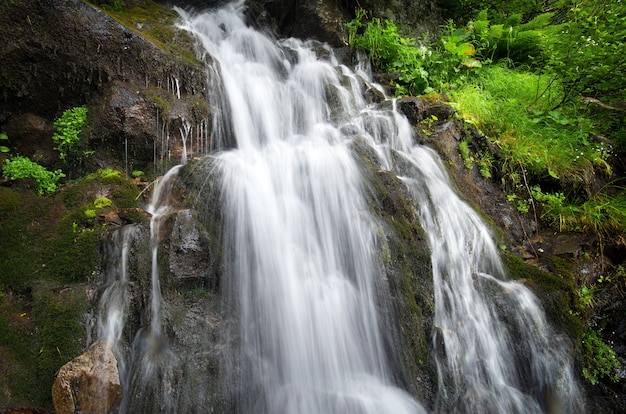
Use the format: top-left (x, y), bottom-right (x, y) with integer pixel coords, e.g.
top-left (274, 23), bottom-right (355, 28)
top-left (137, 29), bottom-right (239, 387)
top-left (548, 168), bottom-right (559, 179)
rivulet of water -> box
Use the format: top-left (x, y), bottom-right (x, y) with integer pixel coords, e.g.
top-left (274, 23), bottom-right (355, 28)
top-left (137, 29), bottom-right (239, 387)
top-left (173, 1), bottom-right (583, 413)
top-left (118, 165), bottom-right (182, 414)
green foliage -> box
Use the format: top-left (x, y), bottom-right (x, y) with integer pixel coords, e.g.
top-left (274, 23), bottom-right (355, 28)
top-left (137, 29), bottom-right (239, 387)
top-left (581, 328), bottom-right (621, 385)
top-left (349, 4), bottom-right (626, 243)
top-left (348, 11), bottom-right (430, 95)
top-left (2, 156), bottom-right (65, 195)
top-left (546, 0), bottom-right (626, 105)
top-left (52, 106), bottom-right (89, 163)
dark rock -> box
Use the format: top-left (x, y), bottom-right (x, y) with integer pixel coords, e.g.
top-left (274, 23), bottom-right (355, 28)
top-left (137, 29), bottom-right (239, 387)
top-left (247, 0), bottom-right (350, 47)
top-left (168, 209), bottom-right (211, 282)
top-left (0, 0), bottom-right (209, 174)
top-left (396, 97), bottom-right (426, 124)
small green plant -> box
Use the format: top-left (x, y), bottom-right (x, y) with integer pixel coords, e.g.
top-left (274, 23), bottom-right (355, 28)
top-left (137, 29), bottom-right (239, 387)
top-left (458, 140), bottom-right (473, 169)
top-left (131, 170), bottom-right (145, 179)
top-left (581, 328), bottom-right (621, 385)
top-left (0, 133), bottom-right (9, 153)
top-left (52, 106), bottom-right (89, 162)
top-left (577, 285), bottom-right (595, 309)
top-left (93, 197), bottom-right (113, 209)
top-left (97, 168), bottom-right (122, 180)
top-left (2, 156), bottom-right (65, 195)
top-left (477, 151), bottom-right (493, 178)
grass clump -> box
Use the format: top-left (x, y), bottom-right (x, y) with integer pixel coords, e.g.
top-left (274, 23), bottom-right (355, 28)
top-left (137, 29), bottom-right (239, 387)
top-left (450, 65), bottom-right (624, 243)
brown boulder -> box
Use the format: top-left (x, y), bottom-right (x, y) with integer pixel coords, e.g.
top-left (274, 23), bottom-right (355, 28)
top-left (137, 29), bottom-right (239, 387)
top-left (51, 340), bottom-right (122, 414)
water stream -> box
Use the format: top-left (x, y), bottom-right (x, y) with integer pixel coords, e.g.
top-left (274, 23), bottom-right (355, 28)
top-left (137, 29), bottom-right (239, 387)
top-left (90, 1), bottom-right (584, 412)
top-left (176, 1), bottom-right (584, 412)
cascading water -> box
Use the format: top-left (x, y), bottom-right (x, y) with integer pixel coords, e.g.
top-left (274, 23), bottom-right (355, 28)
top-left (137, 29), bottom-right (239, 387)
top-left (178, 3), bottom-right (425, 413)
top-left (395, 146), bottom-right (584, 413)
top-left (119, 165), bottom-right (183, 413)
top-left (88, 1), bottom-right (584, 412)
top-left (95, 225), bottom-right (138, 359)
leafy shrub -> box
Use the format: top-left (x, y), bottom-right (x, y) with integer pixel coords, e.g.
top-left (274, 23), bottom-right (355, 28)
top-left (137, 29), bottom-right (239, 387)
top-left (52, 106), bottom-right (89, 163)
top-left (2, 156), bottom-right (65, 195)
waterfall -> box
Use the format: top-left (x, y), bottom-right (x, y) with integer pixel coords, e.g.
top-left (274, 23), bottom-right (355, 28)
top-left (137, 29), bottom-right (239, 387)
top-left (396, 147), bottom-right (583, 412)
top-left (96, 225), bottom-right (138, 360)
top-left (87, 1), bottom-right (583, 412)
top-left (178, 2), bottom-right (425, 413)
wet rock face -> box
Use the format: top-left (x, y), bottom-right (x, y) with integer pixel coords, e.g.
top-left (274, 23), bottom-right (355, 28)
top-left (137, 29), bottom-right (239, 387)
top-left (245, 0), bottom-right (442, 46)
top-left (0, 0), bottom-right (208, 172)
top-left (51, 340), bottom-right (122, 414)
top-left (168, 209), bottom-right (212, 282)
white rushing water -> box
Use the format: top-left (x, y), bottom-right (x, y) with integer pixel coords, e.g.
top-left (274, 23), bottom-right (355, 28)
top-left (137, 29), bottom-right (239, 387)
top-left (177, 1), bottom-right (583, 413)
top-left (97, 225), bottom-right (138, 354)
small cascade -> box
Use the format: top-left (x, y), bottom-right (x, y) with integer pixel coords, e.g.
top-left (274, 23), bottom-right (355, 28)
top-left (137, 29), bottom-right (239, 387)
top-left (179, 119), bottom-right (192, 165)
top-left (396, 148), bottom-right (583, 413)
top-left (178, 3), bottom-right (426, 414)
top-left (94, 225), bottom-right (141, 377)
top-left (118, 165), bottom-right (182, 414)
top-left (145, 165), bottom-right (182, 336)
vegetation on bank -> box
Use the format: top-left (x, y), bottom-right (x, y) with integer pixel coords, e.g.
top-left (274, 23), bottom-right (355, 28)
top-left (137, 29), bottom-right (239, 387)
top-left (348, 0), bottom-right (624, 387)
top-left (0, 98), bottom-right (142, 407)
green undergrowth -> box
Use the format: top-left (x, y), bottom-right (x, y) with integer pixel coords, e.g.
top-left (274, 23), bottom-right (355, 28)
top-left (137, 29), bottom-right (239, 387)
top-left (451, 66), bottom-right (626, 244)
top-left (348, 5), bottom-right (626, 248)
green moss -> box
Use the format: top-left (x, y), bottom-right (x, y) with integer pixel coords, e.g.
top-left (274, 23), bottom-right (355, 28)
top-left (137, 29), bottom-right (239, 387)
top-left (0, 168), bottom-right (140, 406)
top-left (350, 138), bottom-right (435, 397)
top-left (42, 215), bottom-right (101, 284)
top-left (0, 294), bottom-right (41, 406)
top-left (503, 253), bottom-right (585, 342)
top-left (0, 188), bottom-right (50, 292)
top-left (33, 283), bottom-right (87, 404)
top-left (147, 87), bottom-right (171, 120)
top-left (190, 95), bottom-right (210, 122)
top-left (62, 168), bottom-right (139, 209)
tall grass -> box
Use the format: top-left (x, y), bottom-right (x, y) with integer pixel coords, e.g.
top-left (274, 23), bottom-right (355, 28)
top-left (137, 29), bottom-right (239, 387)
top-left (451, 66), bottom-right (624, 243)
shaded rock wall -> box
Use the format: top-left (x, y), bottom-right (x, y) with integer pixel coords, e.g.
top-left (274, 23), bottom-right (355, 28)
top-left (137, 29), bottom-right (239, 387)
top-left (0, 0), bottom-right (209, 175)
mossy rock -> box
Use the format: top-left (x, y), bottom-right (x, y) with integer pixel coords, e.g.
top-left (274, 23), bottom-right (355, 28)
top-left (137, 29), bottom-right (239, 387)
top-left (503, 253), bottom-right (586, 343)
top-left (352, 137), bottom-right (437, 405)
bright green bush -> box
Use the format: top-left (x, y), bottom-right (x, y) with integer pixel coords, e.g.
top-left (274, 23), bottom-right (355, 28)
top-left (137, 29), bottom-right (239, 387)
top-left (2, 156), bottom-right (65, 195)
top-left (52, 106), bottom-right (89, 162)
